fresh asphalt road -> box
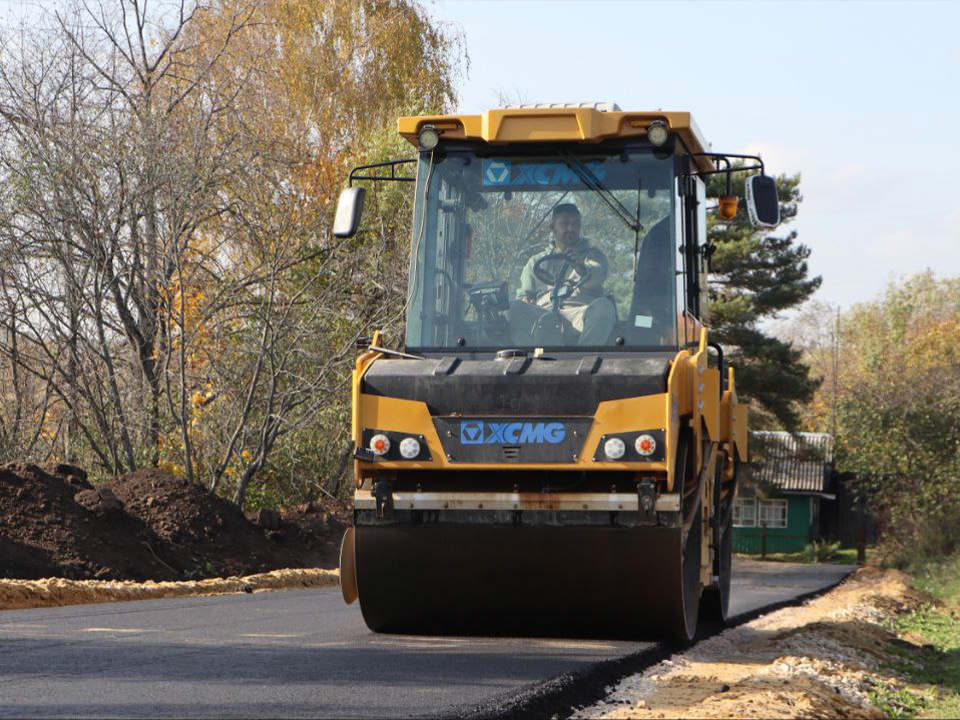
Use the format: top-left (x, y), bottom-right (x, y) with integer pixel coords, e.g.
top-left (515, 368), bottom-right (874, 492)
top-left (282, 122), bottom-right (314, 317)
top-left (0, 559), bottom-right (852, 719)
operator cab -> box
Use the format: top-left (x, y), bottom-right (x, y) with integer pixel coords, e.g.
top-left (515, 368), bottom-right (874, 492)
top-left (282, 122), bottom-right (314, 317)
top-left (334, 105), bottom-right (778, 357)
top-left (406, 140), bottom-right (679, 352)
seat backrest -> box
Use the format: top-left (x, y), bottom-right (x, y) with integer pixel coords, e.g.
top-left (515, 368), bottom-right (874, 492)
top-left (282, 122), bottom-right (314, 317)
top-left (627, 217), bottom-right (675, 343)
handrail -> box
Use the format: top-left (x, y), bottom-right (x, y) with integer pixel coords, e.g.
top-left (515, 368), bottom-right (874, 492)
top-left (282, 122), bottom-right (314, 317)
top-left (348, 158), bottom-right (416, 187)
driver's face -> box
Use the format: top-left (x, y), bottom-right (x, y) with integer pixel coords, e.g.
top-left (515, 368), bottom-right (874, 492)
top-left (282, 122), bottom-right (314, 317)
top-left (551, 213), bottom-right (581, 250)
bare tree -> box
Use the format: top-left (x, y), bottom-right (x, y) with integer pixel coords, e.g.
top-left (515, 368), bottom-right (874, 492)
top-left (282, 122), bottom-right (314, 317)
top-left (0, 0), bottom-right (255, 474)
top-left (0, 0), bottom-right (464, 509)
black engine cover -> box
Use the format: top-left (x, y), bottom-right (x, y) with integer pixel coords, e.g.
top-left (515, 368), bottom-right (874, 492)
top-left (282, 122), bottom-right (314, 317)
top-left (362, 352), bottom-right (673, 416)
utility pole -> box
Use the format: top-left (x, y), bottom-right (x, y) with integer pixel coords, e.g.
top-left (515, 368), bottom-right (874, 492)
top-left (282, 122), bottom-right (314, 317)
top-left (832, 306), bottom-right (867, 565)
top-left (832, 305), bottom-right (839, 442)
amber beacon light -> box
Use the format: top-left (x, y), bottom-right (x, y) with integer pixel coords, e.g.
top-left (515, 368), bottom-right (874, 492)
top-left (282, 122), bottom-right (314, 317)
top-left (718, 195), bottom-right (739, 219)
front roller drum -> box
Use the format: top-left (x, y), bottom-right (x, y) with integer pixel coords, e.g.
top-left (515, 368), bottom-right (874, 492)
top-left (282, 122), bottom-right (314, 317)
top-left (347, 517), bottom-right (702, 641)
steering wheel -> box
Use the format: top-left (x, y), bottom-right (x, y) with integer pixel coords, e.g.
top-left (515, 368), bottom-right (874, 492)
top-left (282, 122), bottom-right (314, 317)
top-left (532, 252), bottom-right (593, 293)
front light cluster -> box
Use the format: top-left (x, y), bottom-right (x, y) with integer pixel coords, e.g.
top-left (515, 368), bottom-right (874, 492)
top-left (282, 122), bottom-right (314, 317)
top-left (398, 437), bottom-right (422, 459)
top-left (363, 429), bottom-right (429, 461)
top-left (595, 430), bottom-right (665, 462)
top-left (369, 433), bottom-right (391, 456)
top-left (635, 434), bottom-right (656, 456)
top-left (603, 437), bottom-right (626, 460)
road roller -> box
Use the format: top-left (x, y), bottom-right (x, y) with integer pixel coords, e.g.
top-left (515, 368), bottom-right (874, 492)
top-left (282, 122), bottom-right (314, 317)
top-left (333, 104), bottom-right (780, 641)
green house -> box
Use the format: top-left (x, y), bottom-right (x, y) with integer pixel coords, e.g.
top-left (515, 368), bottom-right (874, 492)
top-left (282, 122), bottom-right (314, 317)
top-left (733, 432), bottom-right (835, 555)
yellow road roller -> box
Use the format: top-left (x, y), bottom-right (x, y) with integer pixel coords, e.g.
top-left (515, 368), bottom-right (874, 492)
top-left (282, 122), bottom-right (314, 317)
top-left (334, 104), bottom-right (780, 641)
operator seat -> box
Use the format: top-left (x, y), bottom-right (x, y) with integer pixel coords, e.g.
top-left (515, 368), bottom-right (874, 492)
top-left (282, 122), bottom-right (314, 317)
top-left (627, 217), bottom-right (674, 345)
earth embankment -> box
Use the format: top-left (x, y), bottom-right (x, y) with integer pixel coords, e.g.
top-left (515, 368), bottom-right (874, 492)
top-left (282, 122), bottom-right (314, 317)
top-left (0, 461), bottom-right (349, 583)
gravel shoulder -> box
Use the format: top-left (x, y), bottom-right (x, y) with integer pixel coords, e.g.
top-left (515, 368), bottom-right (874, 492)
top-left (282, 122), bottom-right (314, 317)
top-left (574, 567), bottom-right (934, 719)
top-left (0, 567), bottom-right (339, 611)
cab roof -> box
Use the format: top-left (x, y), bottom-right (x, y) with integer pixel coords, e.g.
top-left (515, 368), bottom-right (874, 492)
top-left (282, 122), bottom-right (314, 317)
top-left (398, 106), bottom-right (714, 172)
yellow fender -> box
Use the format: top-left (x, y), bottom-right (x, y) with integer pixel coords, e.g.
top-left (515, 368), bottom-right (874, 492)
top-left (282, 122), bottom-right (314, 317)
top-left (720, 366), bottom-right (748, 463)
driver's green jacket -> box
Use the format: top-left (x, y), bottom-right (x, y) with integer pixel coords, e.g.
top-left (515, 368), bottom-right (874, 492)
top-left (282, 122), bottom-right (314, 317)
top-left (517, 238), bottom-right (609, 305)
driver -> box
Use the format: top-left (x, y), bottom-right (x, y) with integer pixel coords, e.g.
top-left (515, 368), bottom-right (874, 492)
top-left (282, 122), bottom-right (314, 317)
top-left (510, 203), bottom-right (616, 346)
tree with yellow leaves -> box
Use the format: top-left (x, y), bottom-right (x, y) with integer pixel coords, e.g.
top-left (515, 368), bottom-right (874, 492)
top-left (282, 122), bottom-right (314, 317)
top-left (0, 0), bottom-right (464, 509)
top-left (783, 273), bottom-right (960, 563)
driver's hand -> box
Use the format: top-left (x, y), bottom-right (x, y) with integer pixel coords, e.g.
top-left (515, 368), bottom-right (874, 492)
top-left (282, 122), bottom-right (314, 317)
top-left (522, 295), bottom-right (537, 305)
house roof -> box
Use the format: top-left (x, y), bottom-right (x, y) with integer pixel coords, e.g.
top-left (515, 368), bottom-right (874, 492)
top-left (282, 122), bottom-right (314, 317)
top-left (746, 432), bottom-right (834, 494)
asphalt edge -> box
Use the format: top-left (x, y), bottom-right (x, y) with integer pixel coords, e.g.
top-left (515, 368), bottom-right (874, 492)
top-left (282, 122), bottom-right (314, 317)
top-left (447, 567), bottom-right (856, 720)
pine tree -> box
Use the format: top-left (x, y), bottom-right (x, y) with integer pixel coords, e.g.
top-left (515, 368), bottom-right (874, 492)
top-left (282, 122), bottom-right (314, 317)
top-left (706, 171), bottom-right (821, 429)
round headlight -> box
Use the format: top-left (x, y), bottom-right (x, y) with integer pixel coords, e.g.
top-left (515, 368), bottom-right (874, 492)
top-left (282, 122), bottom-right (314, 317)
top-left (647, 120), bottom-right (669, 148)
top-left (635, 434), bottom-right (657, 457)
top-left (418, 125), bottom-right (440, 151)
top-left (604, 437), bottom-right (626, 460)
top-left (369, 433), bottom-right (390, 456)
top-left (399, 437), bottom-right (421, 460)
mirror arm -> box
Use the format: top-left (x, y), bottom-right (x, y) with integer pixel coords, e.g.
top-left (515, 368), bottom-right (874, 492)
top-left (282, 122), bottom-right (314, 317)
top-left (348, 158), bottom-right (417, 187)
top-left (686, 152), bottom-right (765, 178)
top-left (716, 157), bottom-right (733, 196)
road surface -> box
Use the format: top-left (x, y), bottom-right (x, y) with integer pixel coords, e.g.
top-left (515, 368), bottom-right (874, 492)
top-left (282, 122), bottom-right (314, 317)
top-left (0, 559), bottom-right (852, 718)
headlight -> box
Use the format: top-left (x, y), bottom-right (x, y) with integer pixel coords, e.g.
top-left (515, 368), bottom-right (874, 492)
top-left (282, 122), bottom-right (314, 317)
top-left (647, 120), bottom-right (669, 147)
top-left (604, 437), bottom-right (626, 460)
top-left (399, 437), bottom-right (421, 460)
top-left (360, 430), bottom-right (432, 461)
top-left (593, 430), bottom-right (665, 462)
top-left (418, 125), bottom-right (440, 150)
top-left (635, 434), bottom-right (657, 456)
top-left (369, 433), bottom-right (390, 456)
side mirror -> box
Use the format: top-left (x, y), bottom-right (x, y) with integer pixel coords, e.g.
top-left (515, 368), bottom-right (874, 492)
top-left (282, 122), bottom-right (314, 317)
top-left (745, 175), bottom-right (780, 228)
top-left (333, 187), bottom-right (366, 238)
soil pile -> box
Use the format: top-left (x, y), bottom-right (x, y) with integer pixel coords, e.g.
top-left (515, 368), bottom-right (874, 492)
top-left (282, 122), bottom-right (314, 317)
top-left (0, 462), bottom-right (180, 581)
top-left (272, 499), bottom-right (350, 569)
top-left (1, 462), bottom-right (350, 582)
top-left (108, 469), bottom-right (287, 577)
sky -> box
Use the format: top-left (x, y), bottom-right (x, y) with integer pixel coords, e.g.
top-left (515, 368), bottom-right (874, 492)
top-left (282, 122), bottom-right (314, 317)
top-left (3, 0), bottom-right (957, 311)
top-left (427, 1), bottom-right (960, 311)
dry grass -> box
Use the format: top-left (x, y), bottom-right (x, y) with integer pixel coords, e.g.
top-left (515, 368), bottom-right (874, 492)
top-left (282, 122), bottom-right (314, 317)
top-left (575, 568), bottom-right (933, 719)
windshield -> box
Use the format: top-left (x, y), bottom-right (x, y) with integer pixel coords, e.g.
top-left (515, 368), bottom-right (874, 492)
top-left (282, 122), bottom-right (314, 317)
top-left (405, 144), bottom-right (677, 351)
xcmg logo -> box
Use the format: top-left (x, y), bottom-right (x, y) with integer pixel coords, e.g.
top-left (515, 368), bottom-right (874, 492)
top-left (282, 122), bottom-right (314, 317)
top-left (459, 420), bottom-right (566, 445)
top-left (481, 160), bottom-right (607, 187)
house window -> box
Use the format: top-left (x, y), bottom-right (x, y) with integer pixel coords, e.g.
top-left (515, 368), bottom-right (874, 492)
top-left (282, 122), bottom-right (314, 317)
top-left (759, 499), bottom-right (788, 529)
top-left (733, 498), bottom-right (756, 527)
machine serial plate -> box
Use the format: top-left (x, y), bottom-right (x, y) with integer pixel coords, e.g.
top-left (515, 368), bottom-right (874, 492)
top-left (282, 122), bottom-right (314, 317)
top-left (432, 416), bottom-right (593, 463)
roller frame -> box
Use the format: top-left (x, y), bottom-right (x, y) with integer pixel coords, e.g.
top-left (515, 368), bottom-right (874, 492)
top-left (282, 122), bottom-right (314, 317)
top-left (341, 329), bottom-right (744, 641)
top-left (353, 490), bottom-right (681, 513)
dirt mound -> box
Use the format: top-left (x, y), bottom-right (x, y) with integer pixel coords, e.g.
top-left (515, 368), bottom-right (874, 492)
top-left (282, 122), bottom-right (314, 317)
top-left (0, 462), bottom-right (180, 581)
top-left (108, 469), bottom-right (289, 577)
top-left (1, 462), bottom-right (350, 582)
top-left (274, 499), bottom-right (350, 568)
